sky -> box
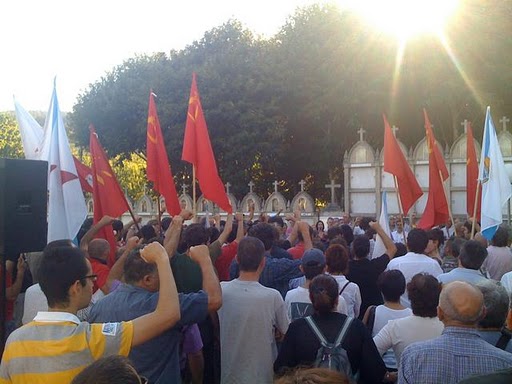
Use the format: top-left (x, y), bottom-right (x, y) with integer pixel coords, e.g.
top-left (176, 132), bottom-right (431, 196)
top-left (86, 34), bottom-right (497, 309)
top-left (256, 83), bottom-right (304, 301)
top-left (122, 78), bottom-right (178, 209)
top-left (0, 0), bottom-right (318, 112)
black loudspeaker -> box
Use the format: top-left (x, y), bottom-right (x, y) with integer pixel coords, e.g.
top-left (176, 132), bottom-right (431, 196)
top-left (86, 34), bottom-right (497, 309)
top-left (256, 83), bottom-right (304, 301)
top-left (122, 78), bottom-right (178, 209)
top-left (0, 158), bottom-right (48, 258)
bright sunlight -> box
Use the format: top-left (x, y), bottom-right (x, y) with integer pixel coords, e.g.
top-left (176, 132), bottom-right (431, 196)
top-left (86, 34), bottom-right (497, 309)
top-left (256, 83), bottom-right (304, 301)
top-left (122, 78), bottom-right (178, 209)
top-left (343, 0), bottom-right (460, 41)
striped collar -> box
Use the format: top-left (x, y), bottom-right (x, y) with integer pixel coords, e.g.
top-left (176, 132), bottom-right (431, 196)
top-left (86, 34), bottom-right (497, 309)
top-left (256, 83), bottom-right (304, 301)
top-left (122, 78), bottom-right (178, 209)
top-left (33, 311), bottom-right (81, 325)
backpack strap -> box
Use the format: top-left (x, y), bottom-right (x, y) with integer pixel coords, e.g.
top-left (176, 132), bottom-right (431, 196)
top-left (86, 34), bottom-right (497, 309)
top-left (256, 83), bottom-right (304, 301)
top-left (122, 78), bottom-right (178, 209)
top-left (305, 316), bottom-right (353, 348)
top-left (305, 316), bottom-right (329, 346)
top-left (339, 281), bottom-right (351, 295)
top-left (363, 305), bottom-right (377, 334)
top-left (495, 327), bottom-right (512, 350)
top-left (334, 316), bottom-right (353, 347)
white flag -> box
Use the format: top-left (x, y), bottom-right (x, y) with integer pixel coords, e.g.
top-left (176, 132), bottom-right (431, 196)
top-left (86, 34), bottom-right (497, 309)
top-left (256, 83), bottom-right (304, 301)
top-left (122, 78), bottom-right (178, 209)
top-left (13, 99), bottom-right (44, 160)
top-left (372, 191), bottom-right (392, 258)
top-left (478, 107), bottom-right (512, 240)
top-left (45, 81), bottom-right (87, 242)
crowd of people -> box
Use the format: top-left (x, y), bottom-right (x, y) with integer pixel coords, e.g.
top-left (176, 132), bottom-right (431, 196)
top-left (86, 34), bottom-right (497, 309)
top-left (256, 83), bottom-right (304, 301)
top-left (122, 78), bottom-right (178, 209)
top-left (2, 208), bottom-right (512, 384)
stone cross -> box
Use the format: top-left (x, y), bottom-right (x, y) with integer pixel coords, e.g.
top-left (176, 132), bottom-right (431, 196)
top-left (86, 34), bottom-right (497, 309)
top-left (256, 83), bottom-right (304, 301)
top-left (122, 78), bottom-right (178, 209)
top-left (461, 119), bottom-right (469, 134)
top-left (325, 180), bottom-right (341, 205)
top-left (500, 116), bottom-right (510, 132)
top-left (225, 182), bottom-right (231, 194)
top-left (357, 127), bottom-right (366, 142)
top-left (299, 179), bottom-right (306, 192)
top-left (248, 181), bottom-right (255, 194)
top-left (181, 184), bottom-right (188, 195)
top-left (273, 180), bottom-right (279, 193)
top-left (391, 125), bottom-right (399, 137)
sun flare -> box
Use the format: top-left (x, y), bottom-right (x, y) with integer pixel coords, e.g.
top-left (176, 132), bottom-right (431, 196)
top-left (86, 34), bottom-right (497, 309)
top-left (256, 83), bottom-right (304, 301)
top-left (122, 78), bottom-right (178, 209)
top-left (343, 0), bottom-right (460, 41)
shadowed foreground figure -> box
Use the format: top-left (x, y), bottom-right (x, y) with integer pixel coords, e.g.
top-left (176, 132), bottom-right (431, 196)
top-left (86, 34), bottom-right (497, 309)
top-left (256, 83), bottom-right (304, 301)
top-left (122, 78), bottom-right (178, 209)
top-left (71, 355), bottom-right (144, 384)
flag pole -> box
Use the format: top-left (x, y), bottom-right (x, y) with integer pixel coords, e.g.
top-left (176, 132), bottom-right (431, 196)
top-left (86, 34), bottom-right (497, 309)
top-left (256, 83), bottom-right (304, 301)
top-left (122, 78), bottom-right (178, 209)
top-left (126, 203), bottom-right (141, 233)
top-left (393, 176), bottom-right (405, 229)
top-left (156, 194), bottom-right (162, 234)
top-left (470, 181), bottom-right (481, 239)
top-left (192, 165), bottom-right (197, 218)
top-left (439, 170), bottom-right (455, 228)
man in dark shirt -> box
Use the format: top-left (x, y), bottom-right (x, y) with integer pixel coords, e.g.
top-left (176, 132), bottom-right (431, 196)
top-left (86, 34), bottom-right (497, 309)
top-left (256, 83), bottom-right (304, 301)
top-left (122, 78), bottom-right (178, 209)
top-left (346, 221), bottom-right (396, 319)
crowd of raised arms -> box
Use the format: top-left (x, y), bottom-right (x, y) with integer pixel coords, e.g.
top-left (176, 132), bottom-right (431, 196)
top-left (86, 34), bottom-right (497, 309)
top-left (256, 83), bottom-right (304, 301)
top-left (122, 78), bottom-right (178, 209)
top-left (2, 207), bottom-right (512, 384)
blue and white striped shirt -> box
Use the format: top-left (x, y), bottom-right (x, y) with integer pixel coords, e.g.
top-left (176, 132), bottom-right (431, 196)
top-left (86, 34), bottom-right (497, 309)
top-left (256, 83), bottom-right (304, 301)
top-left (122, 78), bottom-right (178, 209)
top-left (399, 327), bottom-right (512, 384)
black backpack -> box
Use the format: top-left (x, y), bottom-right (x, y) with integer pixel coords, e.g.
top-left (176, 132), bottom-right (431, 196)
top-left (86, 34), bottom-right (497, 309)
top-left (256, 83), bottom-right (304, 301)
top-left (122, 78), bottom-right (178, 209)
top-left (305, 316), bottom-right (354, 379)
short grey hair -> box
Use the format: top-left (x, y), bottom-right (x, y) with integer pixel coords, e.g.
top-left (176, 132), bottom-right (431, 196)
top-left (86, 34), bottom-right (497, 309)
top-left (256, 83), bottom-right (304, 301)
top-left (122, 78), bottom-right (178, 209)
top-left (476, 280), bottom-right (510, 329)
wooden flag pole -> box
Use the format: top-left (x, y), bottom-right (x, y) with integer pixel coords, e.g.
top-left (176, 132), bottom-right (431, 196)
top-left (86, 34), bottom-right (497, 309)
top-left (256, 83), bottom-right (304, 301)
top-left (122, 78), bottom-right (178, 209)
top-left (393, 175), bottom-right (405, 229)
top-left (470, 181), bottom-right (481, 239)
top-left (126, 202), bottom-right (141, 233)
top-left (439, 170), bottom-right (455, 229)
top-left (192, 166), bottom-right (197, 219)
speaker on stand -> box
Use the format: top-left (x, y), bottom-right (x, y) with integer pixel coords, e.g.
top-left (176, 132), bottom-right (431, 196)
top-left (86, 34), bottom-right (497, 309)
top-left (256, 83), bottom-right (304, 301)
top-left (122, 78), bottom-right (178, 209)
top-left (0, 158), bottom-right (48, 354)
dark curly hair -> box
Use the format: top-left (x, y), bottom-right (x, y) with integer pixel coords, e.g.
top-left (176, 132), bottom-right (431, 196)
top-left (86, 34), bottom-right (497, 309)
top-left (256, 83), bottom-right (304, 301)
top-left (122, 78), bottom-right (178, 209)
top-left (378, 270), bottom-right (406, 302)
top-left (407, 273), bottom-right (441, 317)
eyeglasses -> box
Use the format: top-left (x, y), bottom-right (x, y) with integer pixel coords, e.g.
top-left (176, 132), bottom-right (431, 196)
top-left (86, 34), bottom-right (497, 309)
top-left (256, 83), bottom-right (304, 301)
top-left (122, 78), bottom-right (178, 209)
top-left (80, 274), bottom-right (98, 282)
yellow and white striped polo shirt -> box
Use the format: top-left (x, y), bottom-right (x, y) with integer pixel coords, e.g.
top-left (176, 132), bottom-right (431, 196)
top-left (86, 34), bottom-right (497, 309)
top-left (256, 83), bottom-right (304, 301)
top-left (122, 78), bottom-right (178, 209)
top-left (0, 312), bottom-right (133, 384)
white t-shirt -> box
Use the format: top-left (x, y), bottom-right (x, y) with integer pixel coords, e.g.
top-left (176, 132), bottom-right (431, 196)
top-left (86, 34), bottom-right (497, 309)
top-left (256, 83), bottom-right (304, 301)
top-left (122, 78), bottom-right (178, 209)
top-left (501, 271), bottom-right (512, 294)
top-left (391, 231), bottom-right (407, 244)
top-left (218, 279), bottom-right (289, 384)
top-left (23, 283), bottom-right (47, 325)
top-left (373, 315), bottom-right (444, 363)
top-left (372, 305), bottom-right (413, 336)
top-left (284, 286), bottom-right (348, 321)
top-left (330, 274), bottom-right (362, 318)
top-left (386, 252), bottom-right (443, 307)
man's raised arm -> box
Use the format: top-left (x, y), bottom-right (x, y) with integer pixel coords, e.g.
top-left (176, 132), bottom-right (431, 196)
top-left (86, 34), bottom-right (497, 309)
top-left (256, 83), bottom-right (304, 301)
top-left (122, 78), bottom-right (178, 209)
top-left (79, 215), bottom-right (114, 252)
top-left (189, 245), bottom-right (222, 312)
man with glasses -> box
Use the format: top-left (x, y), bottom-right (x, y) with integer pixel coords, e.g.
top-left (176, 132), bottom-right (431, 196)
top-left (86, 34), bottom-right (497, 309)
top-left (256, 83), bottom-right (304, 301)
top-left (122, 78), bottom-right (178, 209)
top-left (0, 240), bottom-right (181, 384)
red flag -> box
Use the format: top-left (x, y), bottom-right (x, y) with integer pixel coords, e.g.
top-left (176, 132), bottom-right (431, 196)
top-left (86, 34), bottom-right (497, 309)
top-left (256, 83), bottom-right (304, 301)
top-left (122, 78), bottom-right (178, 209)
top-left (383, 114), bottom-right (423, 215)
top-left (89, 125), bottom-right (130, 266)
top-left (466, 121), bottom-right (481, 220)
top-left (182, 73), bottom-right (232, 213)
top-left (146, 91), bottom-right (181, 215)
top-left (417, 110), bottom-right (450, 229)
top-left (73, 156), bottom-right (93, 193)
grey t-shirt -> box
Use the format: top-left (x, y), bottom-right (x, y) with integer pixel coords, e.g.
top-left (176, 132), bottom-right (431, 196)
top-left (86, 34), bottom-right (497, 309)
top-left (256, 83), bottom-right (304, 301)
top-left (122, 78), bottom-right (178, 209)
top-left (218, 279), bottom-right (289, 384)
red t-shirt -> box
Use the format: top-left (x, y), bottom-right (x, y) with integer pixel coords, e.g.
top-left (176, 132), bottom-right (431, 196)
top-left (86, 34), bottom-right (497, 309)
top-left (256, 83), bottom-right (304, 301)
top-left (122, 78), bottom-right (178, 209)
top-left (89, 258), bottom-right (110, 293)
top-left (287, 241), bottom-right (305, 260)
top-left (215, 241), bottom-right (239, 281)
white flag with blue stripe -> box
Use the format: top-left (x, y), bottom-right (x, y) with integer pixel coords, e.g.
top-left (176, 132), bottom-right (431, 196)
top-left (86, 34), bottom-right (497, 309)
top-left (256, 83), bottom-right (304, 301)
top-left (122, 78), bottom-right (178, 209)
top-left (45, 80), bottom-right (87, 242)
top-left (478, 107), bottom-right (512, 240)
top-left (372, 191), bottom-right (392, 258)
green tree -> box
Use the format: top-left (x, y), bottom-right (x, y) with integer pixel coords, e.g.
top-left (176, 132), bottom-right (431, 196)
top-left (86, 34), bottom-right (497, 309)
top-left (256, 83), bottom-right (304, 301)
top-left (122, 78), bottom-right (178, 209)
top-left (68, 2), bottom-right (512, 205)
top-left (0, 113), bottom-right (24, 158)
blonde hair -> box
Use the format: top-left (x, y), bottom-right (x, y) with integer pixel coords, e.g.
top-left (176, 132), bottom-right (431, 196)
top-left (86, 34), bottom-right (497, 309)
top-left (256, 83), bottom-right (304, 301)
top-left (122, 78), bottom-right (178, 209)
top-left (275, 367), bottom-right (348, 384)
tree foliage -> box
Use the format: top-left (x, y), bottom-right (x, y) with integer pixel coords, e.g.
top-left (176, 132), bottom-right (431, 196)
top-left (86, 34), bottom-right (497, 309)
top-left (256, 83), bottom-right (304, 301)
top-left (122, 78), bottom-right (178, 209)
top-left (69, 3), bottom-right (512, 203)
top-left (0, 112), bottom-right (24, 158)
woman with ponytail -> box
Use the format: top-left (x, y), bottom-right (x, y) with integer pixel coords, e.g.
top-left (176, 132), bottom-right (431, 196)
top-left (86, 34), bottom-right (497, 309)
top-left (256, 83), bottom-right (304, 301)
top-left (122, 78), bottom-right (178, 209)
top-left (274, 275), bottom-right (390, 383)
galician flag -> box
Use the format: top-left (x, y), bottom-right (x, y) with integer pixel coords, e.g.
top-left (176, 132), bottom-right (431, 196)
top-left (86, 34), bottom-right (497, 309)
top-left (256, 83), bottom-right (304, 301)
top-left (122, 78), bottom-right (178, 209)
top-left (45, 81), bottom-right (87, 242)
top-left (478, 107), bottom-right (512, 240)
top-left (372, 191), bottom-right (392, 258)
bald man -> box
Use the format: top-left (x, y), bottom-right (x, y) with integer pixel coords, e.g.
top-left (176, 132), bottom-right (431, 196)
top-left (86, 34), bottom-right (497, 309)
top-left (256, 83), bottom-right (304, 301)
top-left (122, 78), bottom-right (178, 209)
top-left (398, 281), bottom-right (512, 384)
